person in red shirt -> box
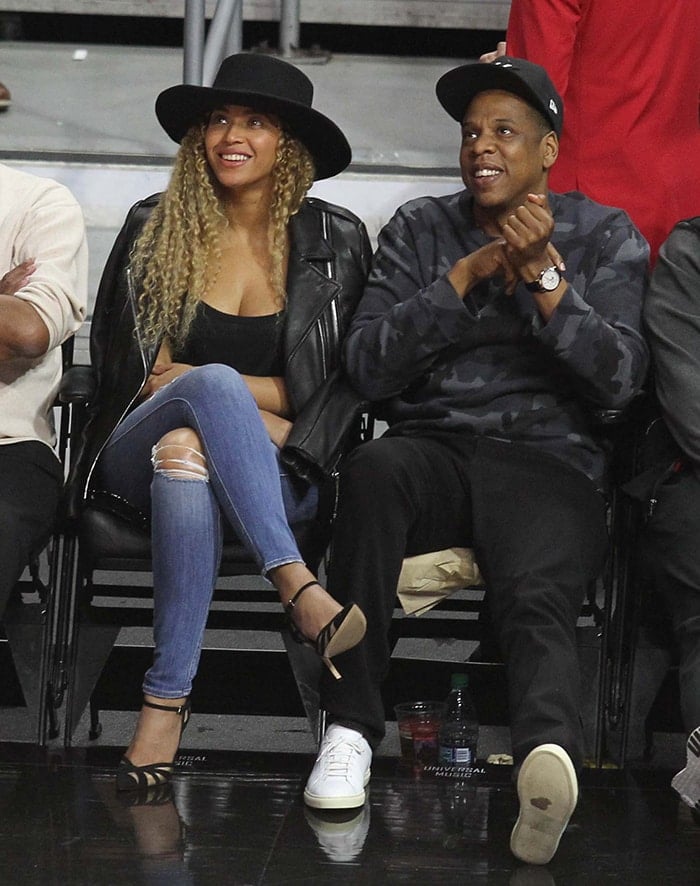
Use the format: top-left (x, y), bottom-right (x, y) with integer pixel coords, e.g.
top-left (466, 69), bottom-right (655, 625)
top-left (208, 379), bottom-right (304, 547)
top-left (483, 0), bottom-right (700, 264)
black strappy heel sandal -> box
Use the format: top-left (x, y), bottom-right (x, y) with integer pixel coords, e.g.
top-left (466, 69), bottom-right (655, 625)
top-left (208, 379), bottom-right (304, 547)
top-left (116, 781), bottom-right (175, 808)
top-left (285, 581), bottom-right (367, 680)
top-left (116, 698), bottom-right (191, 793)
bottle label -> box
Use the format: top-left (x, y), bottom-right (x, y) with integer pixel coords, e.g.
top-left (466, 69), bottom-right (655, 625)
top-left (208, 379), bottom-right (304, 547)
top-left (439, 745), bottom-right (474, 767)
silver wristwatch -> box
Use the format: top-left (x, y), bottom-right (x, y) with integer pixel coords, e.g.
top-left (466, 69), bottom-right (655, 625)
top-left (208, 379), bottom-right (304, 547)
top-left (524, 265), bottom-right (562, 293)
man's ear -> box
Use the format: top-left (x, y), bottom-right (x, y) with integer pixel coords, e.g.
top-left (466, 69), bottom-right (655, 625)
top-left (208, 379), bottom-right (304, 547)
top-left (542, 132), bottom-right (559, 169)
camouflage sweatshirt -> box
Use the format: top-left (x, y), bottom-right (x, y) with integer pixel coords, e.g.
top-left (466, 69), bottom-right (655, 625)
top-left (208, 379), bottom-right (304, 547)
top-left (344, 189), bottom-right (650, 485)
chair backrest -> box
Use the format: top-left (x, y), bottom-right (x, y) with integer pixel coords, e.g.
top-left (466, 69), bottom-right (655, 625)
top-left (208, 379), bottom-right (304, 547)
top-left (608, 395), bottom-right (687, 764)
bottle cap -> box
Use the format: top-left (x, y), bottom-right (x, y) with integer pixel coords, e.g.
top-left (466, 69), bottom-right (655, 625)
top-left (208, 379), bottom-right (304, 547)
top-left (451, 673), bottom-right (469, 689)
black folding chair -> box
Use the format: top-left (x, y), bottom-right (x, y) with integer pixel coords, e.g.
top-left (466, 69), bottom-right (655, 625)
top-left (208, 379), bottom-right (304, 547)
top-left (2, 337), bottom-right (76, 744)
top-left (607, 397), bottom-right (685, 764)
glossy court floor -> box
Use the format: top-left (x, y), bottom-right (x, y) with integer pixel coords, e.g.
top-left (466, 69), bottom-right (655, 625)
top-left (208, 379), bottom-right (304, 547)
top-left (0, 741), bottom-right (698, 885)
top-left (1, 32), bottom-right (699, 886)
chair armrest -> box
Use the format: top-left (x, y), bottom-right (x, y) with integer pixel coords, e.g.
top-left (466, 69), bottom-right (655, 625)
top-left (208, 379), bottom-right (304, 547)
top-left (592, 408), bottom-right (627, 425)
top-left (58, 364), bottom-right (96, 407)
top-left (592, 391), bottom-right (647, 427)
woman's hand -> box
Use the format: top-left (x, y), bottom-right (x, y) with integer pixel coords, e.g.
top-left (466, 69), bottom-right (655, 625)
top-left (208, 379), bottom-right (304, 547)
top-left (259, 409), bottom-right (293, 448)
top-left (141, 361), bottom-right (193, 398)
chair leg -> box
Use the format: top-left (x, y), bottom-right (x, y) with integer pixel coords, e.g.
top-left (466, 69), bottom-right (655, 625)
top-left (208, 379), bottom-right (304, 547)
top-left (64, 613), bottom-right (120, 746)
top-left (62, 559), bottom-right (121, 747)
top-left (3, 549), bottom-right (59, 745)
top-left (43, 681), bottom-right (60, 741)
top-left (281, 628), bottom-right (323, 743)
top-left (89, 697), bottom-right (102, 740)
top-left (594, 577), bottom-right (613, 768)
top-left (317, 707), bottom-right (327, 746)
top-left (38, 530), bottom-right (73, 744)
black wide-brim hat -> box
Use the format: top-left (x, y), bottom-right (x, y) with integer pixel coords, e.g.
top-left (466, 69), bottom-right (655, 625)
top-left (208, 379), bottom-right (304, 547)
top-left (155, 52), bottom-right (352, 180)
top-left (435, 56), bottom-right (564, 137)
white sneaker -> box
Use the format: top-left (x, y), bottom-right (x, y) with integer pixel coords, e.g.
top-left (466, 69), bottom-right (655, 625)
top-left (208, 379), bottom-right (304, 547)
top-left (510, 744), bottom-right (578, 865)
top-left (671, 726), bottom-right (700, 812)
top-left (304, 724), bottom-right (372, 810)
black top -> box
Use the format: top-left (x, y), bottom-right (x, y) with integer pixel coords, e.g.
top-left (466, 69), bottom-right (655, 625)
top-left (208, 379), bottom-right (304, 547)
top-left (174, 302), bottom-right (286, 377)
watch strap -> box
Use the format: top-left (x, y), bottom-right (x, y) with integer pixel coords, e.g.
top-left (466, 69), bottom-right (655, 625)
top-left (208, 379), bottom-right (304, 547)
top-left (524, 265), bottom-right (561, 293)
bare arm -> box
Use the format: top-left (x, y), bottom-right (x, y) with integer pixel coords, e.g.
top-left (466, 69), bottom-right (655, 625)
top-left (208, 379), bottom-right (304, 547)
top-left (241, 374), bottom-right (291, 418)
top-left (259, 409), bottom-right (292, 448)
top-left (142, 340), bottom-right (291, 414)
top-left (141, 342), bottom-right (293, 451)
top-left (0, 258), bottom-right (51, 360)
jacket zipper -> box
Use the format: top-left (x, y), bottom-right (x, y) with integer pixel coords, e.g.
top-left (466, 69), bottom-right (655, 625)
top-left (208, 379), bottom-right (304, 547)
top-left (317, 209), bottom-right (339, 377)
top-left (83, 268), bottom-right (152, 497)
top-left (647, 457), bottom-right (686, 520)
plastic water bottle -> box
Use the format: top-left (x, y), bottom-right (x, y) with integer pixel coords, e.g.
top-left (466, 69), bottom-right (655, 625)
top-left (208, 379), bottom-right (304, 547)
top-left (438, 673), bottom-right (479, 768)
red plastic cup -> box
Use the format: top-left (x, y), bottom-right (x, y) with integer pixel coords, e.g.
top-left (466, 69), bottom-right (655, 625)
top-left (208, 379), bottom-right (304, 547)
top-left (394, 701), bottom-right (446, 767)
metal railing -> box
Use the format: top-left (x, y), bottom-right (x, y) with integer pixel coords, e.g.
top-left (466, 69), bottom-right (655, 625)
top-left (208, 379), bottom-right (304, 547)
top-left (183, 0), bottom-right (302, 86)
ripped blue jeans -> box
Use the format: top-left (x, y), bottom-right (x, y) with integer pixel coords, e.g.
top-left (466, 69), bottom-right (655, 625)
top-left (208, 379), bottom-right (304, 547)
top-left (98, 364), bottom-right (318, 697)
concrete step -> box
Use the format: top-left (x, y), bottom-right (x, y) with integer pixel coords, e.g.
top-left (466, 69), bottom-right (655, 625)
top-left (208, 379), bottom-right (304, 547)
top-left (0, 1), bottom-right (509, 31)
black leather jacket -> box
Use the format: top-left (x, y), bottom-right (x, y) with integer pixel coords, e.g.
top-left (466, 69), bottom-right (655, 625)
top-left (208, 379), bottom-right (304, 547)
top-left (66, 194), bottom-right (371, 520)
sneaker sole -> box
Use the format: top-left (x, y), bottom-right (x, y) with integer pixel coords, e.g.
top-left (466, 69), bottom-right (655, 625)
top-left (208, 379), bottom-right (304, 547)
top-left (303, 770), bottom-right (370, 810)
top-left (671, 726), bottom-right (700, 811)
top-left (510, 744), bottom-right (578, 865)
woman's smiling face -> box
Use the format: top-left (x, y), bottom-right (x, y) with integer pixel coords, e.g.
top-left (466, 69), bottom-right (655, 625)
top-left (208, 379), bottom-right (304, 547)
top-left (204, 104), bottom-right (282, 194)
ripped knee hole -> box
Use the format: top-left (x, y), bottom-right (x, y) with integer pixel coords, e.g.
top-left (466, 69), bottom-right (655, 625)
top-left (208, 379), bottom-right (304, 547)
top-left (151, 443), bottom-right (210, 481)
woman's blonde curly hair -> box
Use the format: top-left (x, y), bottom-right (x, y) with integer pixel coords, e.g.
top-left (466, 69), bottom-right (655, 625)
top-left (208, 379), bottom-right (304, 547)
top-left (130, 121), bottom-right (316, 349)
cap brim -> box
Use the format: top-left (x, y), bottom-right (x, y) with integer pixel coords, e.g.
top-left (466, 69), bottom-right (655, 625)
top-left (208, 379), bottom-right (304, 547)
top-left (436, 63), bottom-right (557, 134)
top-left (155, 84), bottom-right (351, 180)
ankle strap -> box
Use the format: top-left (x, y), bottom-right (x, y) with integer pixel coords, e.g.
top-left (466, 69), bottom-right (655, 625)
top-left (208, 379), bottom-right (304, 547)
top-left (143, 699), bottom-right (188, 715)
top-left (285, 580), bottom-right (319, 612)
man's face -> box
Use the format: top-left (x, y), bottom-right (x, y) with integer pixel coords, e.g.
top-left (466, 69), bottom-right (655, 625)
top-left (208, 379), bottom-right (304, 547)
top-left (459, 90), bottom-right (557, 217)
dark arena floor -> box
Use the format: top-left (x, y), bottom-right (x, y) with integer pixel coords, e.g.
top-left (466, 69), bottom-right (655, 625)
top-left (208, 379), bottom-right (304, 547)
top-left (0, 742), bottom-right (697, 885)
top-left (1, 10), bottom-right (698, 885)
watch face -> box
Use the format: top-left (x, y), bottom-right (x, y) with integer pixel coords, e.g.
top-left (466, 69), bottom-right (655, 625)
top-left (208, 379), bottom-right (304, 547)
top-left (540, 267), bottom-right (561, 291)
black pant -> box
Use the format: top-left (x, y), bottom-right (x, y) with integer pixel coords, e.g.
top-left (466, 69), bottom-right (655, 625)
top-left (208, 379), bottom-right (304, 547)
top-left (643, 465), bottom-right (700, 732)
top-left (0, 441), bottom-right (62, 617)
top-left (320, 433), bottom-right (608, 771)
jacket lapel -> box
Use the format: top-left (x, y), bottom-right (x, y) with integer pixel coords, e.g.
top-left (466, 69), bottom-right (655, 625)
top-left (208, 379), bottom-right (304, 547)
top-left (284, 201), bottom-right (341, 358)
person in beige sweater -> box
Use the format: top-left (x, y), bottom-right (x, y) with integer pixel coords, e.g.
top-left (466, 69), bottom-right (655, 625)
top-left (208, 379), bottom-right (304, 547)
top-left (0, 162), bottom-right (87, 616)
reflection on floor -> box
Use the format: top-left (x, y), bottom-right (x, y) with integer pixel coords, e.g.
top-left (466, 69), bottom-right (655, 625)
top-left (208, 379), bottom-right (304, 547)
top-left (0, 743), bottom-right (697, 885)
